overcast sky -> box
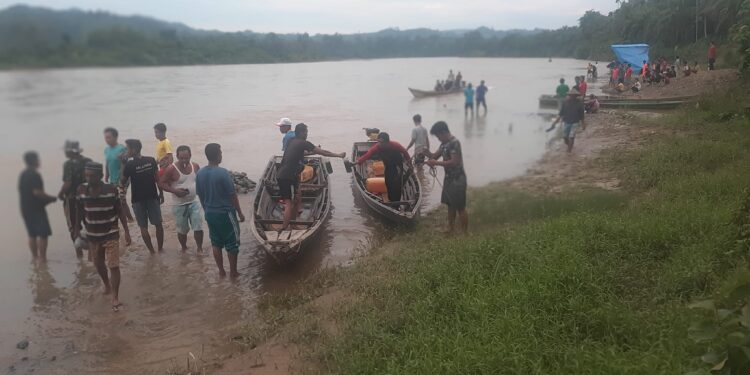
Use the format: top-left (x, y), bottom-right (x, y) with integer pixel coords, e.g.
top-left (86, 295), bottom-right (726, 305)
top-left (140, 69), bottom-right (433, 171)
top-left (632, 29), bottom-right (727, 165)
top-left (0, 0), bottom-right (620, 34)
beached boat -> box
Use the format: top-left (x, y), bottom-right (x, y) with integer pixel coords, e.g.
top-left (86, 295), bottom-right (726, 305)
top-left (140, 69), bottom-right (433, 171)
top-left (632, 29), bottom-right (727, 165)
top-left (250, 156), bottom-right (331, 263)
top-left (350, 142), bottom-right (422, 224)
top-left (409, 86), bottom-right (462, 98)
top-left (598, 100), bottom-right (685, 110)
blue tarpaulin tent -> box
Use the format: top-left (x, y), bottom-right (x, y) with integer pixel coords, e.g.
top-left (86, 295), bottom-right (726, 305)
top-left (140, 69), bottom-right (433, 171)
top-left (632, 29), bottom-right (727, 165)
top-left (611, 44), bottom-right (650, 73)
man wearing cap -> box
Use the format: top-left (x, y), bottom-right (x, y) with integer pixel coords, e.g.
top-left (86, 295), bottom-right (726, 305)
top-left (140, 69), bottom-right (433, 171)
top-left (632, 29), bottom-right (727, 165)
top-left (57, 140), bottom-right (92, 257)
top-left (277, 123), bottom-right (346, 233)
top-left (352, 132), bottom-right (412, 203)
top-left (550, 88), bottom-right (586, 153)
top-left (75, 162), bottom-right (131, 311)
top-left (277, 118), bottom-right (295, 151)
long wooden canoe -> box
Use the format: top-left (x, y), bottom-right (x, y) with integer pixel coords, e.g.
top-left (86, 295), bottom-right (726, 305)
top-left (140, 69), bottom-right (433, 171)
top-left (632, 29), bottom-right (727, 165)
top-left (539, 94), bottom-right (693, 109)
top-left (350, 142), bottom-right (422, 224)
top-left (250, 156), bottom-right (331, 263)
top-left (409, 86), bottom-right (462, 98)
top-left (598, 100), bottom-right (685, 110)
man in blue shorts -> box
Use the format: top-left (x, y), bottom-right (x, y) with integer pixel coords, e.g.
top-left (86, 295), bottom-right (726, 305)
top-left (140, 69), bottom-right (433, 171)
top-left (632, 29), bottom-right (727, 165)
top-left (19, 151), bottom-right (57, 263)
top-left (464, 83), bottom-right (475, 116)
top-left (196, 143), bottom-right (246, 278)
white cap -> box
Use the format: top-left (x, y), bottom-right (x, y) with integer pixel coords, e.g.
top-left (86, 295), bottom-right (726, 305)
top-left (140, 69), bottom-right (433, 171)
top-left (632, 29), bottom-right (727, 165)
top-left (276, 118), bottom-right (293, 127)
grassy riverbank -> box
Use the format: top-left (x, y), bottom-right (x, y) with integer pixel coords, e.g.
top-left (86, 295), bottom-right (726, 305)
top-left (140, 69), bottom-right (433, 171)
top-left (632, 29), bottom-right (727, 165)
top-left (293, 88), bottom-right (750, 374)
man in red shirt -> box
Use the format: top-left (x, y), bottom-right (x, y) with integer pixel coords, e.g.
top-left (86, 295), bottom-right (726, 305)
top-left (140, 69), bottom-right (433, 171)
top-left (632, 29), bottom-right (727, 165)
top-left (625, 64), bottom-right (633, 83)
top-left (708, 42), bottom-right (717, 71)
top-left (578, 75), bottom-right (587, 97)
top-left (611, 66), bottom-right (619, 87)
top-left (353, 132), bottom-right (412, 202)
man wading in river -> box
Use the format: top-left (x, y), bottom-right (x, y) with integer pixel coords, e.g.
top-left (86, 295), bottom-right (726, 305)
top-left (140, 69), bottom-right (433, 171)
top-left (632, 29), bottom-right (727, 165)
top-left (196, 143), bottom-right (245, 278)
top-left (159, 145), bottom-right (204, 252)
top-left (19, 151), bottom-right (57, 263)
top-left (276, 123), bottom-right (345, 234)
top-left (122, 139), bottom-right (164, 253)
top-left (425, 121), bottom-right (468, 235)
top-left (75, 162), bottom-right (131, 312)
top-left (57, 140), bottom-right (91, 258)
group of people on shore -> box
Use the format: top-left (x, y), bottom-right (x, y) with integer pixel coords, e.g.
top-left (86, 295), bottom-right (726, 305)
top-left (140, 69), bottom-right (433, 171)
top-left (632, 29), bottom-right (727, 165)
top-left (20, 115), bottom-right (469, 311)
top-left (19, 124), bottom-right (247, 310)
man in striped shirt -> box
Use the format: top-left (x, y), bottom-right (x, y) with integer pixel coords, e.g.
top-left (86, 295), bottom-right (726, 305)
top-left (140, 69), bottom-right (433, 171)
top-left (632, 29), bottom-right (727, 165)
top-left (75, 162), bottom-right (131, 312)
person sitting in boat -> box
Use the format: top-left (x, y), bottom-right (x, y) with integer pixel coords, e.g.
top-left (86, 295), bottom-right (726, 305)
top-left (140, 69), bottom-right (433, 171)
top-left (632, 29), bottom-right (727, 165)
top-left (584, 94), bottom-right (600, 114)
top-left (277, 123), bottom-right (346, 234)
top-left (352, 132), bottom-right (412, 203)
top-left (364, 128), bottom-right (380, 142)
top-left (434, 80), bottom-right (443, 92)
top-left (447, 69), bottom-right (455, 82)
top-left (444, 79), bottom-right (453, 91)
top-left (455, 71), bottom-right (463, 87)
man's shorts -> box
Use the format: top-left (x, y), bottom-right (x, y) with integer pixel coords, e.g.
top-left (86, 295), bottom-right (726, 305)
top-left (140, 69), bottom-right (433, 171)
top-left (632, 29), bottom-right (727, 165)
top-left (92, 239), bottom-right (120, 268)
top-left (132, 199), bottom-right (162, 228)
top-left (277, 178), bottom-right (298, 200)
top-left (441, 173), bottom-right (467, 211)
top-left (464, 102), bottom-right (474, 109)
top-left (205, 211), bottom-right (240, 254)
top-left (22, 210), bottom-right (52, 238)
top-left (476, 98), bottom-right (486, 106)
top-left (563, 122), bottom-right (580, 139)
top-left (171, 201), bottom-right (203, 235)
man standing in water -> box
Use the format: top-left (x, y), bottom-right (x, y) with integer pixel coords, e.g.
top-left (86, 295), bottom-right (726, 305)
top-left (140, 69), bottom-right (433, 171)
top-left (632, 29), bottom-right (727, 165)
top-left (550, 89), bottom-right (586, 153)
top-left (57, 140), bottom-right (91, 258)
top-left (122, 139), bottom-right (164, 253)
top-left (352, 132), bottom-right (412, 202)
top-left (475, 80), bottom-right (488, 115)
top-left (75, 162), bottom-right (131, 311)
top-left (159, 145), bottom-right (204, 252)
top-left (464, 83), bottom-right (475, 116)
top-left (153, 123), bottom-right (174, 176)
top-left (103, 127), bottom-right (134, 222)
top-left (406, 114), bottom-right (430, 165)
top-left (425, 121), bottom-right (468, 235)
top-left (196, 143), bottom-right (245, 278)
top-left (276, 123), bottom-right (345, 233)
top-left (19, 152), bottom-right (57, 263)
top-left (277, 117), bottom-right (295, 151)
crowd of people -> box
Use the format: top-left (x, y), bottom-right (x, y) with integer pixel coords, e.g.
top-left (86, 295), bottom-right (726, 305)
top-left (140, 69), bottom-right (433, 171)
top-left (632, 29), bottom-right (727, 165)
top-left (434, 69), bottom-right (464, 92)
top-left (20, 116), bottom-right (469, 312)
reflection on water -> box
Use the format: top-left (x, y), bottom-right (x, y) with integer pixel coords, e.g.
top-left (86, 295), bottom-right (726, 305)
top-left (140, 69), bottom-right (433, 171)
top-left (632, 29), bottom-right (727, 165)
top-left (0, 57), bottom-right (591, 372)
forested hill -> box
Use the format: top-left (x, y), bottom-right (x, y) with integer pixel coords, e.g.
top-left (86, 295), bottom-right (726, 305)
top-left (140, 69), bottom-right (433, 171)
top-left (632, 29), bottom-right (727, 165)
top-left (0, 1), bottom-right (748, 69)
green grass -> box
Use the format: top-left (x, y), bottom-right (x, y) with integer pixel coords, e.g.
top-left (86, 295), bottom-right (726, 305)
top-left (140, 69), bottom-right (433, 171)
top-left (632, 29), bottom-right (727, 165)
top-left (315, 90), bottom-right (750, 374)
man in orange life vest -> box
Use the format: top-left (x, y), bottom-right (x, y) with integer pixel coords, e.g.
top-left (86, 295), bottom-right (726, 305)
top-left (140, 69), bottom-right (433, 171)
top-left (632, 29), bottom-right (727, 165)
top-left (352, 132), bottom-right (412, 203)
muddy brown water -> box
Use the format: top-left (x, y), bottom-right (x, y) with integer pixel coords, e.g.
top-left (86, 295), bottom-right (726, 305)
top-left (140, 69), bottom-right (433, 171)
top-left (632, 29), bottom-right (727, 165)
top-left (0, 58), bottom-right (593, 373)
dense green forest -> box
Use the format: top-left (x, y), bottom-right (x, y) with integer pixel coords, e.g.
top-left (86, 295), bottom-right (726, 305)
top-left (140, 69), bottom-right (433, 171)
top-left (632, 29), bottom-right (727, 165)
top-left (0, 0), bottom-right (748, 68)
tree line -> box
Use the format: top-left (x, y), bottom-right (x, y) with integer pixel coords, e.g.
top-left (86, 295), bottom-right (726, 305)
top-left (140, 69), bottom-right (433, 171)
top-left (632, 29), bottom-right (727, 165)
top-left (1, 1), bottom-right (749, 70)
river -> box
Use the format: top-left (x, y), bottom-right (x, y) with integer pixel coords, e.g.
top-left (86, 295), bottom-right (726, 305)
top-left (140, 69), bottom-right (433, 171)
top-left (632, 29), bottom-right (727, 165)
top-left (0, 57), bottom-right (591, 373)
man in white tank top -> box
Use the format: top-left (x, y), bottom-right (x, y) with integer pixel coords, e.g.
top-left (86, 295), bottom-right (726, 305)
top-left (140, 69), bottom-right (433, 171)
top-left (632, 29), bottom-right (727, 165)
top-left (158, 145), bottom-right (204, 252)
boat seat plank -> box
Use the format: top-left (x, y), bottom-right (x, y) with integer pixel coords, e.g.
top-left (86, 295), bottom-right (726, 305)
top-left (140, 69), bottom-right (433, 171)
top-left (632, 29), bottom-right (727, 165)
top-left (256, 219), bottom-right (314, 225)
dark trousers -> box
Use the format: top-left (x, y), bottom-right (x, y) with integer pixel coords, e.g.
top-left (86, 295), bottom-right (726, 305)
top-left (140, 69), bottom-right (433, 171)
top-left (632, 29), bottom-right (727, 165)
top-left (384, 166), bottom-right (403, 202)
top-left (709, 58), bottom-right (716, 71)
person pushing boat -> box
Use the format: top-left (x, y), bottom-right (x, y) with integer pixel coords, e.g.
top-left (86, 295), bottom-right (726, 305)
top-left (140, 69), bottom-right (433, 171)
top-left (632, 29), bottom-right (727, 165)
top-left (351, 132), bottom-right (412, 203)
top-left (277, 123), bottom-right (346, 234)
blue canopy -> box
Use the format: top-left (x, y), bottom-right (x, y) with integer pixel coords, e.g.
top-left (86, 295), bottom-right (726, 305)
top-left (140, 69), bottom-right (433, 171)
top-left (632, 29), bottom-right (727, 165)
top-left (611, 44), bottom-right (650, 73)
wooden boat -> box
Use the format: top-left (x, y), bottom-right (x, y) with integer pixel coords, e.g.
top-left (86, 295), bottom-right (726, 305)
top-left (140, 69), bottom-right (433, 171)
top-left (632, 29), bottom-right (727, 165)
top-left (250, 156), bottom-right (331, 263)
top-left (409, 86), bottom-right (462, 98)
top-left (350, 142), bottom-right (422, 224)
top-left (539, 94), bottom-right (692, 109)
top-left (598, 100), bottom-right (685, 110)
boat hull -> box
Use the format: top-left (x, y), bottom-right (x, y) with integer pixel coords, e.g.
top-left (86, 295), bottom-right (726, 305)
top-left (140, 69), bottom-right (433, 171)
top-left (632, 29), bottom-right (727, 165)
top-left (350, 142), bottom-right (422, 224)
top-left (409, 87), bottom-right (462, 98)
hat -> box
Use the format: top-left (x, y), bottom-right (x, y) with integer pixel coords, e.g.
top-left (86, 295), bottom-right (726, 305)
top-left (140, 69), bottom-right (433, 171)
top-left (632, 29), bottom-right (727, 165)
top-left (276, 118), bottom-right (293, 127)
top-left (64, 140), bottom-right (82, 153)
top-left (567, 89), bottom-right (581, 96)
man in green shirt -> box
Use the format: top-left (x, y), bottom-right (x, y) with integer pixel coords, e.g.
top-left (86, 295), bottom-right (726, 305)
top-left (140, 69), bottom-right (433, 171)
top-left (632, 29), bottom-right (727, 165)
top-left (556, 78), bottom-right (569, 98)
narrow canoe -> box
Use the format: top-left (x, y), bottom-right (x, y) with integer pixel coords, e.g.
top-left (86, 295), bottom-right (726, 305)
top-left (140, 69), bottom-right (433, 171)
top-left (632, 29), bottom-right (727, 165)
top-left (598, 100), bottom-right (685, 110)
top-left (350, 142), bottom-right (422, 224)
top-left (539, 94), bottom-right (693, 108)
top-left (409, 86), bottom-right (462, 98)
top-left (250, 156), bottom-right (331, 263)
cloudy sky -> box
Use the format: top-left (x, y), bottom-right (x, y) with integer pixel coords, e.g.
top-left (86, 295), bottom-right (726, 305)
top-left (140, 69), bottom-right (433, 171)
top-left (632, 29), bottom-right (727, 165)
top-left (0, 0), bottom-right (620, 34)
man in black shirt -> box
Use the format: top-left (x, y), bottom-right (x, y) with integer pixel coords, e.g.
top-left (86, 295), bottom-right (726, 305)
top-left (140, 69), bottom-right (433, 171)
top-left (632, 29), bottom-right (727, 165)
top-left (550, 89), bottom-right (586, 153)
top-left (121, 139), bottom-right (164, 253)
top-left (19, 152), bottom-right (57, 263)
top-left (277, 123), bottom-right (346, 233)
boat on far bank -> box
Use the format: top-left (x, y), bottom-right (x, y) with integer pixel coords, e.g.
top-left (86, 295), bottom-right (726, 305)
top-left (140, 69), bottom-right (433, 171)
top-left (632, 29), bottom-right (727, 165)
top-left (250, 156), bottom-right (331, 263)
